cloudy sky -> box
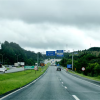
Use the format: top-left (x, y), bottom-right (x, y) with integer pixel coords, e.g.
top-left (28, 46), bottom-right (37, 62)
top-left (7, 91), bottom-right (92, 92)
top-left (0, 0), bottom-right (100, 53)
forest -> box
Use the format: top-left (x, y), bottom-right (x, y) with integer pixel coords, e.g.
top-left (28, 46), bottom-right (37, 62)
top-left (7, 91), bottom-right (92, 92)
top-left (0, 41), bottom-right (44, 65)
top-left (59, 47), bottom-right (100, 77)
top-left (0, 41), bottom-right (62, 65)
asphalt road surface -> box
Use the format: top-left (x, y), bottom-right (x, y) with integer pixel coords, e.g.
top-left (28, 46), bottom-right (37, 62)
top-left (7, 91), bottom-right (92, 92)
top-left (5, 67), bottom-right (24, 73)
top-left (1, 66), bottom-right (100, 100)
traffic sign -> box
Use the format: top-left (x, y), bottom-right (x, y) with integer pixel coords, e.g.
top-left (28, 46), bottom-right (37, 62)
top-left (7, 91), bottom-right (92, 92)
top-left (56, 50), bottom-right (63, 57)
top-left (66, 68), bottom-right (68, 71)
top-left (57, 63), bottom-right (59, 66)
top-left (82, 67), bottom-right (85, 71)
top-left (46, 51), bottom-right (55, 56)
top-left (24, 66), bottom-right (34, 69)
top-left (67, 64), bottom-right (72, 68)
top-left (34, 66), bottom-right (38, 70)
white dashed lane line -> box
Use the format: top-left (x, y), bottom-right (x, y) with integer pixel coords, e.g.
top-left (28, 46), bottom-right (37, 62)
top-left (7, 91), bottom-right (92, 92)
top-left (72, 95), bottom-right (80, 100)
top-left (58, 77), bottom-right (80, 100)
top-left (65, 86), bottom-right (67, 89)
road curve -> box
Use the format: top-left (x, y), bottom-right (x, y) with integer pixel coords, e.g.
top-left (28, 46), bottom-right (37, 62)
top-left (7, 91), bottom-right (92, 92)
top-left (5, 67), bottom-right (24, 73)
top-left (1, 66), bottom-right (100, 100)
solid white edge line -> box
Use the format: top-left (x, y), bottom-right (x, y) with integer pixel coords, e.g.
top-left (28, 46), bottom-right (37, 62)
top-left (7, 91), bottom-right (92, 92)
top-left (0, 69), bottom-right (48, 100)
top-left (72, 95), bottom-right (80, 100)
top-left (63, 68), bottom-right (100, 88)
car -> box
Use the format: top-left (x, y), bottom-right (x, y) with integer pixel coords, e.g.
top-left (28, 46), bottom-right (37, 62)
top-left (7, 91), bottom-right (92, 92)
top-left (56, 67), bottom-right (61, 71)
top-left (0, 64), bottom-right (7, 73)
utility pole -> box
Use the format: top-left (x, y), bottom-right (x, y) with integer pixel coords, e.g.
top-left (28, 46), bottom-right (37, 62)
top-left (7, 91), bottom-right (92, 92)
top-left (15, 54), bottom-right (20, 63)
top-left (37, 52), bottom-right (38, 67)
top-left (64, 50), bottom-right (66, 67)
top-left (72, 52), bottom-right (73, 70)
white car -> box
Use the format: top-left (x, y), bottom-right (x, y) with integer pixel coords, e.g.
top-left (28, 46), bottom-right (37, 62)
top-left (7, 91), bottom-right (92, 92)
top-left (0, 65), bottom-right (7, 73)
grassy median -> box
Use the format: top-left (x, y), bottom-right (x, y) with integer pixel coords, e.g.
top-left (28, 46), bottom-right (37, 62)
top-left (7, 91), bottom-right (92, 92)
top-left (0, 64), bottom-right (50, 95)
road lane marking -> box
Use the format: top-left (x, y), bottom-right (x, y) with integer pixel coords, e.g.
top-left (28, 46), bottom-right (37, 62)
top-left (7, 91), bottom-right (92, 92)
top-left (63, 68), bottom-right (100, 88)
top-left (0, 68), bottom-right (48, 100)
top-left (62, 82), bottom-right (63, 84)
top-left (65, 86), bottom-right (67, 89)
top-left (72, 95), bottom-right (80, 100)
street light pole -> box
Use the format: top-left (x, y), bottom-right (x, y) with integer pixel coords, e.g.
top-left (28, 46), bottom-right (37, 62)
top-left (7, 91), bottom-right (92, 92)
top-left (15, 54), bottom-right (20, 63)
top-left (17, 55), bottom-right (18, 63)
top-left (17, 54), bottom-right (20, 63)
top-left (64, 50), bottom-right (66, 67)
top-left (4, 57), bottom-right (7, 65)
top-left (0, 54), bottom-right (3, 64)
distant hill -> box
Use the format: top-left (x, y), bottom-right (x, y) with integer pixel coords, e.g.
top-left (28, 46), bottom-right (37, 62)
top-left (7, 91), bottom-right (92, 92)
top-left (0, 41), bottom-right (39, 65)
top-left (88, 47), bottom-right (100, 51)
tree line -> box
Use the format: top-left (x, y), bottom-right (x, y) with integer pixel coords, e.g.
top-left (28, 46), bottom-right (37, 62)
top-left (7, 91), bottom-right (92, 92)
top-left (0, 41), bottom-right (63, 65)
top-left (59, 48), bottom-right (100, 77)
top-left (0, 41), bottom-right (44, 65)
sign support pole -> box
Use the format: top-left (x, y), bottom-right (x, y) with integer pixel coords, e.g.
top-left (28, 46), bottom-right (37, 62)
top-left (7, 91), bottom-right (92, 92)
top-left (35, 70), bottom-right (36, 74)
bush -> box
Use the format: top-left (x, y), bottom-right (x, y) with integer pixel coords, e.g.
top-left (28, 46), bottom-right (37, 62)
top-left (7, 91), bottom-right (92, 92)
top-left (85, 63), bottom-right (99, 77)
top-left (94, 64), bottom-right (100, 76)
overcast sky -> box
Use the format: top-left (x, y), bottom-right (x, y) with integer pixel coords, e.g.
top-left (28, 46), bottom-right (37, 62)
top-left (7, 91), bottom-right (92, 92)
top-left (0, 0), bottom-right (100, 53)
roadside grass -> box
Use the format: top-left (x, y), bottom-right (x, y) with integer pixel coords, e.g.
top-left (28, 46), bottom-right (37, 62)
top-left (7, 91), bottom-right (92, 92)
top-left (0, 63), bottom-right (50, 95)
top-left (63, 67), bottom-right (100, 82)
top-left (16, 66), bottom-right (22, 68)
top-left (6, 67), bottom-right (10, 70)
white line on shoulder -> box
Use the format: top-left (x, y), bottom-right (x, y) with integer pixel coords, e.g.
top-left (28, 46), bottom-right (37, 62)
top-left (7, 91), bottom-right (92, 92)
top-left (63, 69), bottom-right (100, 88)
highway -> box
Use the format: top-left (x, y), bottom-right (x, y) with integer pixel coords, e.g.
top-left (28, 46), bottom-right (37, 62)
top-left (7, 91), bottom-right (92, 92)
top-left (1, 66), bottom-right (100, 100)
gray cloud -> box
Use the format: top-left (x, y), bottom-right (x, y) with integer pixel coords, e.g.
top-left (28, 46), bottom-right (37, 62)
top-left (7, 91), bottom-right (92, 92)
top-left (0, 0), bottom-right (100, 26)
top-left (0, 0), bottom-right (100, 52)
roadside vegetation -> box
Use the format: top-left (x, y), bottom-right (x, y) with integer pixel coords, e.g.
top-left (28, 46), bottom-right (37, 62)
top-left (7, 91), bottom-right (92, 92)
top-left (58, 47), bottom-right (100, 78)
top-left (6, 67), bottom-right (10, 70)
top-left (67, 69), bottom-right (100, 82)
top-left (0, 41), bottom-right (45, 65)
top-left (0, 63), bottom-right (50, 95)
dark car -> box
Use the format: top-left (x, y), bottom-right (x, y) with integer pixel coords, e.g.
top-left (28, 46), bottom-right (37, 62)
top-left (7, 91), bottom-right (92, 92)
top-left (56, 67), bottom-right (61, 71)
